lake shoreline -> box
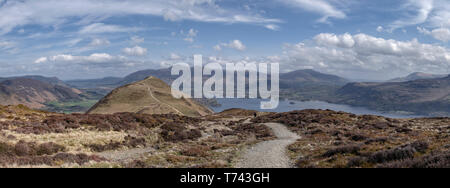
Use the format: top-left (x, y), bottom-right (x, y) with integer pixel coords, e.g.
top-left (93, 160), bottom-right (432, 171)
top-left (211, 99), bottom-right (428, 119)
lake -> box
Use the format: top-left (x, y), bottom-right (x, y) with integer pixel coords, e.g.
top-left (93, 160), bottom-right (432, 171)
top-left (211, 99), bottom-right (424, 119)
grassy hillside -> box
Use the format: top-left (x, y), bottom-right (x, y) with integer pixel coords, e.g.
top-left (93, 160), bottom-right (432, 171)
top-left (87, 76), bottom-right (213, 117)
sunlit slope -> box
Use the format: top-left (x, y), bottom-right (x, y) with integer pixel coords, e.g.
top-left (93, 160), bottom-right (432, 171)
top-left (87, 76), bottom-right (213, 117)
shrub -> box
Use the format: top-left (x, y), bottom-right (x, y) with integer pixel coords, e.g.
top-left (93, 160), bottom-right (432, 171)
top-left (124, 136), bottom-right (146, 148)
top-left (346, 134), bottom-right (368, 141)
top-left (36, 142), bottom-right (65, 155)
top-left (368, 146), bottom-right (416, 164)
top-left (409, 141), bottom-right (429, 153)
top-left (181, 146), bottom-right (210, 157)
top-left (125, 160), bottom-right (154, 168)
top-left (0, 142), bottom-right (13, 156)
top-left (377, 151), bottom-right (450, 168)
top-left (14, 141), bottom-right (31, 156)
top-left (160, 123), bottom-right (202, 142)
top-left (347, 157), bottom-right (367, 168)
top-left (322, 145), bottom-right (361, 157)
top-left (365, 137), bottom-right (388, 145)
top-left (231, 123), bottom-right (273, 139)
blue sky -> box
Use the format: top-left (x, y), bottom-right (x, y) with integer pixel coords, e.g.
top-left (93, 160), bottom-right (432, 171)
top-left (0, 0), bottom-right (449, 80)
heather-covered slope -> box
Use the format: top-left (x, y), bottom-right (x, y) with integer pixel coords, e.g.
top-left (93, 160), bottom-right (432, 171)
top-left (0, 105), bottom-right (273, 168)
top-left (0, 78), bottom-right (82, 109)
top-left (252, 110), bottom-right (450, 168)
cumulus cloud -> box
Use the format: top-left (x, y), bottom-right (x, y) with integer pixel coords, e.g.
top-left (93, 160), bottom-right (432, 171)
top-left (160, 53), bottom-right (186, 67)
top-left (122, 46), bottom-right (148, 56)
top-left (265, 24), bottom-right (280, 31)
top-left (376, 26), bottom-right (384, 32)
top-left (130, 36), bottom-right (145, 44)
top-left (278, 0), bottom-right (347, 23)
top-left (184, 38), bottom-right (195, 43)
top-left (34, 57), bottom-right (48, 64)
top-left (181, 28), bottom-right (199, 43)
top-left (187, 28), bottom-right (198, 37)
top-left (0, 0), bottom-right (281, 35)
top-left (214, 40), bottom-right (246, 51)
top-left (29, 53), bottom-right (156, 79)
top-left (36, 53), bottom-right (118, 64)
top-left (32, 53), bottom-right (139, 69)
top-left (282, 33), bottom-right (450, 79)
top-left (89, 38), bottom-right (111, 46)
top-left (418, 27), bottom-right (450, 42)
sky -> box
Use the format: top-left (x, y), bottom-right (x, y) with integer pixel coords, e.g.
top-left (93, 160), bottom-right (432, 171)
top-left (0, 0), bottom-right (449, 80)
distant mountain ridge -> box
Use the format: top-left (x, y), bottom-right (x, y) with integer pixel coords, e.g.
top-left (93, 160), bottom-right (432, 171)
top-left (334, 75), bottom-right (450, 116)
top-left (388, 72), bottom-right (448, 82)
top-left (5, 69), bottom-right (449, 116)
top-left (63, 68), bottom-right (350, 102)
top-left (280, 69), bottom-right (348, 85)
top-left (66, 77), bottom-right (123, 89)
top-left (65, 68), bottom-right (350, 88)
top-left (0, 75), bottom-right (68, 87)
top-left (0, 78), bottom-right (83, 109)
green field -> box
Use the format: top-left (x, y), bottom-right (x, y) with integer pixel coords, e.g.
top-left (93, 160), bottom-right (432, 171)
top-left (44, 100), bottom-right (98, 114)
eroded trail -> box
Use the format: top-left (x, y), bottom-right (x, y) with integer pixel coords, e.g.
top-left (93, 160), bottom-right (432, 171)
top-left (235, 123), bottom-right (300, 168)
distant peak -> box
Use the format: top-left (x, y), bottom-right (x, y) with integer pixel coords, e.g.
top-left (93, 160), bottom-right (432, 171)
top-left (409, 72), bottom-right (429, 76)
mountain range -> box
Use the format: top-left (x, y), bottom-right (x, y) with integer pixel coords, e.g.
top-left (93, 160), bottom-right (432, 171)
top-left (388, 72), bottom-right (448, 82)
top-left (333, 75), bottom-right (450, 116)
top-left (0, 68), bottom-right (449, 116)
top-left (0, 78), bottom-right (82, 109)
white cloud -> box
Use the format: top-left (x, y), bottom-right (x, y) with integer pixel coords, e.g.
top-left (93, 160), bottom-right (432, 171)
top-left (0, 41), bottom-right (15, 50)
top-left (390, 0), bottom-right (434, 30)
top-left (213, 45), bottom-right (222, 51)
top-left (377, 26), bottom-right (384, 32)
top-left (418, 27), bottom-right (450, 42)
top-left (122, 46), bottom-right (148, 56)
top-left (187, 28), bottom-right (198, 37)
top-left (228, 40), bottom-right (246, 51)
top-left (80, 23), bottom-right (141, 34)
top-left (428, 0), bottom-right (450, 28)
top-left (29, 53), bottom-right (154, 79)
top-left (214, 40), bottom-right (246, 51)
top-left (35, 53), bottom-right (126, 64)
top-left (282, 33), bottom-right (450, 79)
top-left (181, 28), bottom-right (198, 43)
top-left (130, 36), bottom-right (145, 44)
top-left (170, 53), bottom-right (181, 60)
top-left (184, 37), bottom-right (195, 43)
top-left (386, 0), bottom-right (450, 42)
top-left (0, 40), bottom-right (17, 53)
top-left (278, 0), bottom-right (347, 23)
top-left (89, 38), bottom-right (111, 46)
top-left (0, 0), bottom-right (281, 35)
top-left (265, 24), bottom-right (280, 31)
top-left (34, 57), bottom-right (48, 64)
